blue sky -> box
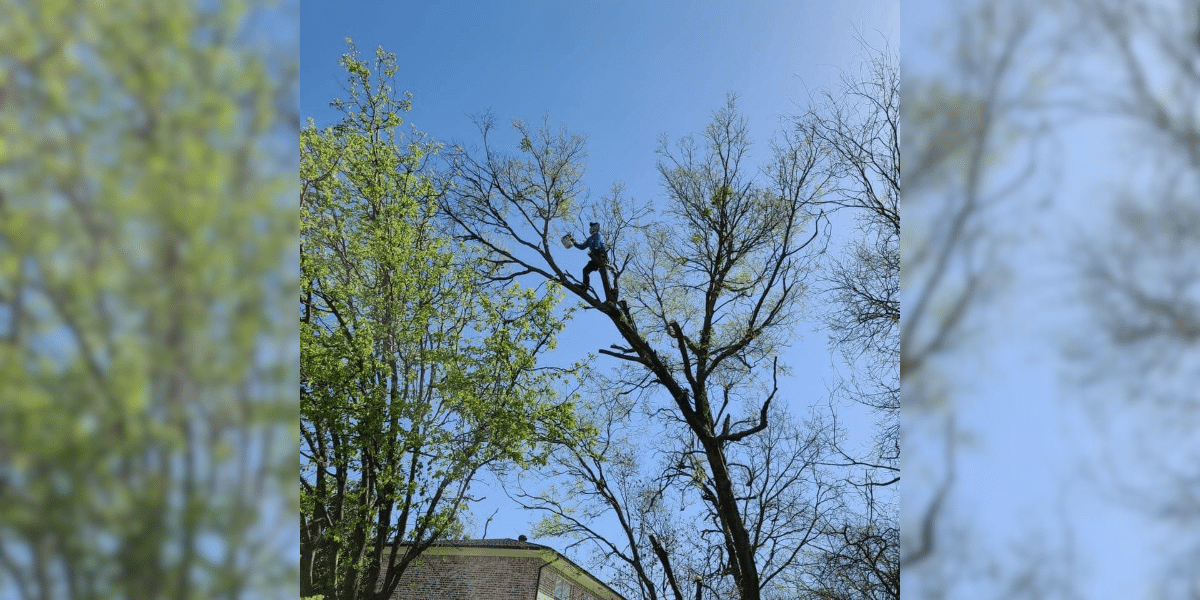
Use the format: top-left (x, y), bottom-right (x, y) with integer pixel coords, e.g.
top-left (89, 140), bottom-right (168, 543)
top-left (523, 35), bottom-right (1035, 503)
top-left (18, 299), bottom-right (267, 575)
top-left (301, 0), bottom-right (899, 553)
top-left (302, 1), bottom-right (899, 219)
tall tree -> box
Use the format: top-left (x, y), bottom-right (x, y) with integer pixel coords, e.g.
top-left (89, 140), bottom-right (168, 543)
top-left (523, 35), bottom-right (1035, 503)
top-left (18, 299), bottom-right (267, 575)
top-left (0, 1), bottom-right (296, 598)
top-left (510, 369), bottom-right (843, 600)
top-left (445, 97), bottom-right (833, 600)
top-left (300, 42), bottom-right (583, 600)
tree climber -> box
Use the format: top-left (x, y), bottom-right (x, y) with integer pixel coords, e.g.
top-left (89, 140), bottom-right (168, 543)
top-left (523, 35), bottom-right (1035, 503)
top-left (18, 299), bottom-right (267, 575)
top-left (564, 222), bottom-right (613, 301)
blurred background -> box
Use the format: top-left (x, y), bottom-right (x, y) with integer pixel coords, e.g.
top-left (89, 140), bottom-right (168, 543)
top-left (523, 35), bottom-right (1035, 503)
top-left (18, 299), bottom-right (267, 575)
top-left (0, 0), bottom-right (298, 598)
top-left (902, 0), bottom-right (1199, 597)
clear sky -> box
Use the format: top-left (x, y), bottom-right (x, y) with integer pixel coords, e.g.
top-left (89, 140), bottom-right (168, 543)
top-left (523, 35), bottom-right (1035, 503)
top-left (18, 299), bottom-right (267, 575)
top-left (302, 1), bottom-right (899, 202)
top-left (301, 0), bottom-right (899, 553)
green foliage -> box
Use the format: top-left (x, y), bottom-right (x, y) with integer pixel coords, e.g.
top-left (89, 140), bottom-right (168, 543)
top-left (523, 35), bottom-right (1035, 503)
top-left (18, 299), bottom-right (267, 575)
top-left (301, 41), bottom-right (582, 600)
top-left (531, 512), bottom-right (575, 539)
top-left (0, 0), bottom-right (297, 598)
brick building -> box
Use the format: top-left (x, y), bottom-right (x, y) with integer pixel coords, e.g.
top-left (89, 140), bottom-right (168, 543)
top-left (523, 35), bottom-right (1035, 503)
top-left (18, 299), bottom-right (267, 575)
top-left (384, 538), bottom-right (626, 600)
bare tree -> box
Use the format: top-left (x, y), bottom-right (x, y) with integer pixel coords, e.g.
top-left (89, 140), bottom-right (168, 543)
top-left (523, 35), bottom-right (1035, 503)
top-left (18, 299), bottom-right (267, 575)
top-left (444, 96), bottom-right (832, 600)
top-left (790, 504), bottom-right (899, 600)
top-left (799, 43), bottom-right (900, 452)
top-left (767, 40), bottom-right (903, 600)
top-left (509, 368), bottom-right (846, 600)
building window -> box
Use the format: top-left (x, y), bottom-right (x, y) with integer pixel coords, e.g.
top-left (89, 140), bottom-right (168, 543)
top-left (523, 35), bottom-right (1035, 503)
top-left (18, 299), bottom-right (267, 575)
top-left (553, 576), bottom-right (570, 600)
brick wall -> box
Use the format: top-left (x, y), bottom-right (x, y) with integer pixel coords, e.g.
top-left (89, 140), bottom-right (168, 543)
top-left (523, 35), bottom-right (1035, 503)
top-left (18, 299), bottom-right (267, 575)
top-left (384, 553), bottom-right (544, 600)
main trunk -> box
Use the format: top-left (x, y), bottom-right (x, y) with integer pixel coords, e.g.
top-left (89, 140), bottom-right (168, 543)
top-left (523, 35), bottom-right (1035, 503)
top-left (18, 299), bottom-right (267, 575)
top-left (700, 435), bottom-right (761, 600)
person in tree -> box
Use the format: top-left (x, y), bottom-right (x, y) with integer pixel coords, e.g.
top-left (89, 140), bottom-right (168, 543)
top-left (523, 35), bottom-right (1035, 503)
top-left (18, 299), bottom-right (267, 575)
top-left (572, 222), bottom-right (612, 301)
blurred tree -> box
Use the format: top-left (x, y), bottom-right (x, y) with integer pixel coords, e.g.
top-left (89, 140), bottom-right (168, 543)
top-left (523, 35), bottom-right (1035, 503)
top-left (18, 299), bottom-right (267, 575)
top-left (0, 0), bottom-right (297, 598)
top-left (899, 0), bottom-right (1053, 578)
top-left (300, 42), bottom-right (584, 600)
top-left (1065, 0), bottom-right (1200, 596)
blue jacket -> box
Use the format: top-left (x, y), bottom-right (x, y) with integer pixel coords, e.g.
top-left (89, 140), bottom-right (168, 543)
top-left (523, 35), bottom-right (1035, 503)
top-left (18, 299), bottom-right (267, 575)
top-left (575, 232), bottom-right (606, 255)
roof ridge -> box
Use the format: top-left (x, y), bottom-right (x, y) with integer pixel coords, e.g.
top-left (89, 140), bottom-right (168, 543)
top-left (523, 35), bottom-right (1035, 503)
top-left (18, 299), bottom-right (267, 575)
top-left (392, 537), bottom-right (550, 549)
